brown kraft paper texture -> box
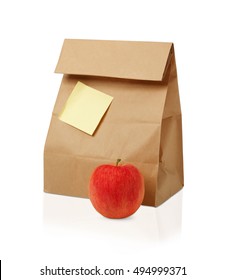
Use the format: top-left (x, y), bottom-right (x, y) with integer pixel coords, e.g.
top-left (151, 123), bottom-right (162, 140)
top-left (44, 39), bottom-right (184, 207)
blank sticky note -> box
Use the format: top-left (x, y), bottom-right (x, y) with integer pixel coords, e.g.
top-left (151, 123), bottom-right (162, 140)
top-left (58, 82), bottom-right (113, 135)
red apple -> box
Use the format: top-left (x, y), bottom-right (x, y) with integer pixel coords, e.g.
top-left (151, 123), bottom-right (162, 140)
top-left (89, 159), bottom-right (145, 219)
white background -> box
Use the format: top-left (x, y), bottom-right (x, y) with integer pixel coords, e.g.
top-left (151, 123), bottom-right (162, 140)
top-left (1, 0), bottom-right (225, 279)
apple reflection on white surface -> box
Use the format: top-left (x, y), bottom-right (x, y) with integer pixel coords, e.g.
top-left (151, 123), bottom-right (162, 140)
top-left (43, 190), bottom-right (182, 243)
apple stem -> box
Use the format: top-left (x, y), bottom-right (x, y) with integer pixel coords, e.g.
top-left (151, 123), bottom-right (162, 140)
top-left (116, 159), bottom-right (121, 166)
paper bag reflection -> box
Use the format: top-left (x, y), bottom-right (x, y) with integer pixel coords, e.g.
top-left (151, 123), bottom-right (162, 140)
top-left (43, 190), bottom-right (182, 241)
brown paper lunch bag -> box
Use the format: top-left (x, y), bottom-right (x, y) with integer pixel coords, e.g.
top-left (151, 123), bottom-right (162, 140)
top-left (44, 39), bottom-right (184, 207)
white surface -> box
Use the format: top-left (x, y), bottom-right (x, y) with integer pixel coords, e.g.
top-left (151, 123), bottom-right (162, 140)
top-left (1, 1), bottom-right (225, 279)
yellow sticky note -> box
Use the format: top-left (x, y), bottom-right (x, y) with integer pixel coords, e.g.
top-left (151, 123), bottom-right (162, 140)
top-left (58, 82), bottom-right (113, 135)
